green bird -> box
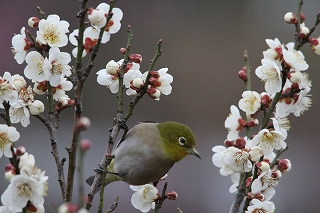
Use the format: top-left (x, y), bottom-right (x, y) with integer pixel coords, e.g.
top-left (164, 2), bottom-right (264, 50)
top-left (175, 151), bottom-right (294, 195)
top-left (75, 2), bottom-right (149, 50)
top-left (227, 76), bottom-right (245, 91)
top-left (87, 121), bottom-right (200, 193)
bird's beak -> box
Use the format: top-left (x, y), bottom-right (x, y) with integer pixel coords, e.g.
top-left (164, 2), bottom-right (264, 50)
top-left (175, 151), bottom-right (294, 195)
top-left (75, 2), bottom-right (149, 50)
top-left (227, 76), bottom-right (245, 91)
top-left (188, 147), bottom-right (201, 159)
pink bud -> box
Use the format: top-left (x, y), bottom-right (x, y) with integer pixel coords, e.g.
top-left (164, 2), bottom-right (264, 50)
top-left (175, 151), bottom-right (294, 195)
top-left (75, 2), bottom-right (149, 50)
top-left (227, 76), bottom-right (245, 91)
top-left (224, 139), bottom-right (234, 147)
top-left (278, 159), bottom-right (292, 172)
top-left (238, 67), bottom-right (247, 82)
top-left (16, 146), bottom-right (26, 156)
top-left (166, 191), bottom-right (178, 200)
top-left (28, 17), bottom-right (40, 28)
top-left (80, 139), bottom-right (92, 152)
top-left (129, 54), bottom-right (143, 63)
top-left (284, 12), bottom-right (297, 24)
top-left (5, 164), bottom-right (15, 172)
top-left (120, 47), bottom-right (126, 54)
top-left (75, 117), bottom-right (91, 131)
top-left (235, 137), bottom-right (246, 149)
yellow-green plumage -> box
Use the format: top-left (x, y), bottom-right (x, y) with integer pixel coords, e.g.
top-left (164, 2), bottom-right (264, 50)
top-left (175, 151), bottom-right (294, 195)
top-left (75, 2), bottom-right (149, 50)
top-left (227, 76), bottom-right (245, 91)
top-left (87, 121), bottom-right (200, 194)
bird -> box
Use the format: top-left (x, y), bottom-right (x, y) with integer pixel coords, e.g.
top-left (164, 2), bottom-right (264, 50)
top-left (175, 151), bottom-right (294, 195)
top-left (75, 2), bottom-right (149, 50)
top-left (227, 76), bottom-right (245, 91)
top-left (86, 121), bottom-right (200, 194)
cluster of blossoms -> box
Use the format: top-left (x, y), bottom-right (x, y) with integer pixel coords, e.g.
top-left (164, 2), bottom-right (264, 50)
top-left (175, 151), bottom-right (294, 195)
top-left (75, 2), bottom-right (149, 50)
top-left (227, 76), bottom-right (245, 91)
top-left (96, 55), bottom-right (173, 100)
top-left (212, 10), bottom-right (317, 212)
top-left (0, 125), bottom-right (48, 213)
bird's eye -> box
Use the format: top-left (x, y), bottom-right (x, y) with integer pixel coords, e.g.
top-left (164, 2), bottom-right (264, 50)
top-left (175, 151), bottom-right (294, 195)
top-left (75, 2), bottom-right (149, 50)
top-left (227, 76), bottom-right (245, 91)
top-left (178, 137), bottom-right (186, 146)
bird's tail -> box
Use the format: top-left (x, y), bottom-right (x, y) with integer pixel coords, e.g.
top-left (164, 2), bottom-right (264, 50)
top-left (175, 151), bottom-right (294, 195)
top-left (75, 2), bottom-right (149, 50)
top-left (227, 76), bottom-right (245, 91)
top-left (86, 175), bottom-right (103, 195)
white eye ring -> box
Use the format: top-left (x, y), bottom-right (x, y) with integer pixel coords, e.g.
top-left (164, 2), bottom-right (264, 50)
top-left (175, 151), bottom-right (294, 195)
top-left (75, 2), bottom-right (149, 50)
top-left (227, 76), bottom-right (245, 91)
top-left (179, 137), bottom-right (186, 145)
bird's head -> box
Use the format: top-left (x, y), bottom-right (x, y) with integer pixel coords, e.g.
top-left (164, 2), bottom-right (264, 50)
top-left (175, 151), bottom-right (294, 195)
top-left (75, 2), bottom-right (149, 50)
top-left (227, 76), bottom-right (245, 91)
top-left (158, 121), bottom-right (200, 163)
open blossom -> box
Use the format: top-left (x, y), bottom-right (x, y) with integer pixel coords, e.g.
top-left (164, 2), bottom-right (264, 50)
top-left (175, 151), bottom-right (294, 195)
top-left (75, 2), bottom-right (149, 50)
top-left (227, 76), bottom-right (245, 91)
top-left (255, 58), bottom-right (282, 94)
top-left (124, 62), bottom-right (143, 95)
top-left (263, 38), bottom-right (283, 65)
top-left (88, 7), bottom-right (107, 29)
top-left (43, 47), bottom-right (71, 87)
top-left (96, 59), bottom-right (123, 93)
top-left (24, 51), bottom-right (46, 82)
top-left (0, 124), bottom-right (20, 158)
top-left (238, 91), bottom-right (261, 114)
top-left (130, 184), bottom-right (158, 212)
top-left (11, 27), bottom-right (30, 64)
top-left (36, 14), bottom-right (69, 47)
top-left (246, 199), bottom-right (275, 213)
top-left (69, 27), bottom-right (102, 58)
top-left (249, 119), bottom-right (287, 156)
top-left (225, 105), bottom-right (242, 141)
top-left (0, 72), bottom-right (18, 106)
top-left (212, 146), bottom-right (252, 175)
top-left (96, 3), bottom-right (123, 34)
top-left (283, 42), bottom-right (309, 71)
top-left (1, 174), bottom-right (45, 212)
top-left (142, 68), bottom-right (173, 100)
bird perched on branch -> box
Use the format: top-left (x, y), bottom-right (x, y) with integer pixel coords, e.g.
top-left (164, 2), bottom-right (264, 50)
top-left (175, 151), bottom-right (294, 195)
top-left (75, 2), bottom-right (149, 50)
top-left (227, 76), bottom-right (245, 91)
top-left (86, 121), bottom-right (200, 194)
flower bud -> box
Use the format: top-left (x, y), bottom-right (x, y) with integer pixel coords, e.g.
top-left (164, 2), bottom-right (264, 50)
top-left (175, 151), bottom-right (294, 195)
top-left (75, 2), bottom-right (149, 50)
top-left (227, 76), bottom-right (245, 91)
top-left (235, 137), bottom-right (246, 149)
top-left (238, 66), bottom-right (247, 82)
top-left (16, 146), bottom-right (26, 156)
top-left (75, 117), bottom-right (91, 131)
top-left (309, 37), bottom-right (320, 55)
top-left (87, 7), bottom-right (107, 29)
top-left (278, 158), bottom-right (292, 173)
top-left (80, 139), bottom-right (92, 152)
top-left (106, 60), bottom-right (120, 74)
top-left (256, 161), bottom-right (270, 172)
top-left (132, 78), bottom-right (144, 89)
top-left (166, 191), bottom-right (178, 200)
top-left (11, 74), bottom-right (26, 91)
top-left (299, 26), bottom-right (309, 38)
top-left (19, 153), bottom-right (35, 169)
top-left (224, 139), bottom-right (234, 147)
top-left (28, 17), bottom-right (40, 28)
top-left (284, 12), bottom-right (297, 24)
top-left (271, 169), bottom-right (282, 179)
top-left (147, 87), bottom-right (161, 100)
top-left (249, 146), bottom-right (263, 162)
top-left (120, 47), bottom-right (126, 54)
top-left (5, 170), bottom-right (16, 181)
top-left (29, 100), bottom-right (45, 115)
top-left (57, 203), bottom-right (79, 213)
top-left (287, 70), bottom-right (302, 84)
top-left (129, 54), bottom-right (143, 63)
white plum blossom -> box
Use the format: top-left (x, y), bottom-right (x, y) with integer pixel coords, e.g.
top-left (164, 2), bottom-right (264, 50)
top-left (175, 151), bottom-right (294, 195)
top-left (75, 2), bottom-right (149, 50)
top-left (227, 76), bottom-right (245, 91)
top-left (246, 199), bottom-right (275, 213)
top-left (255, 58), bottom-right (282, 94)
top-left (36, 14), bottom-right (69, 47)
top-left (0, 124), bottom-right (20, 158)
top-left (130, 184), bottom-right (158, 212)
top-left (53, 78), bottom-right (73, 101)
top-left (0, 72), bottom-right (18, 107)
top-left (283, 42), bottom-right (309, 71)
top-left (43, 47), bottom-right (71, 87)
top-left (1, 174), bottom-right (45, 212)
top-left (69, 27), bottom-right (102, 58)
top-left (124, 62), bottom-right (143, 95)
top-left (24, 51), bottom-right (46, 82)
top-left (238, 91), bottom-right (261, 114)
top-left (9, 107), bottom-right (30, 127)
top-left (225, 105), bottom-right (243, 141)
top-left (212, 146), bottom-right (252, 175)
top-left (106, 60), bottom-right (120, 74)
top-left (249, 119), bottom-right (287, 156)
top-left (11, 27), bottom-right (29, 64)
top-left (96, 3), bottom-right (123, 34)
top-left (96, 65), bottom-right (120, 93)
top-left (263, 38), bottom-right (282, 66)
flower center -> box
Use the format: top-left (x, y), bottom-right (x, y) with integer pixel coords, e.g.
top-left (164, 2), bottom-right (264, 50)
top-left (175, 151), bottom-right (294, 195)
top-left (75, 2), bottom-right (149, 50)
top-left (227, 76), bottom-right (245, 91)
top-left (17, 183), bottom-right (32, 198)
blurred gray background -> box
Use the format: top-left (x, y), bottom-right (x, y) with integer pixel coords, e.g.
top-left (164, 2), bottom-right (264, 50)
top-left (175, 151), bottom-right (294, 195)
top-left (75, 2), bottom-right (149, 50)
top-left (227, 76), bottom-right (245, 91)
top-left (1, 1), bottom-right (320, 212)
